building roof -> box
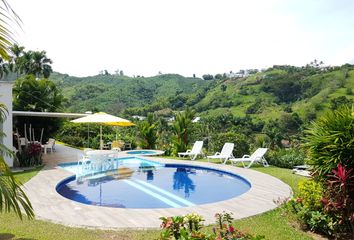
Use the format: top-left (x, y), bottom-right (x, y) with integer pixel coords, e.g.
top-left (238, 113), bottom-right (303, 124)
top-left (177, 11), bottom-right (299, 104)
top-left (12, 111), bottom-right (88, 118)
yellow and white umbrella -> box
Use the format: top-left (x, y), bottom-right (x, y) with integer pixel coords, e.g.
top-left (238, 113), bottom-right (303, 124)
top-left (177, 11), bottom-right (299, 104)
top-left (71, 112), bottom-right (135, 149)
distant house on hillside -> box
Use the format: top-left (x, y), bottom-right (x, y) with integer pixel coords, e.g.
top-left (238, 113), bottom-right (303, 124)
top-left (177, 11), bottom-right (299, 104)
top-left (192, 117), bottom-right (201, 123)
top-left (132, 115), bottom-right (146, 121)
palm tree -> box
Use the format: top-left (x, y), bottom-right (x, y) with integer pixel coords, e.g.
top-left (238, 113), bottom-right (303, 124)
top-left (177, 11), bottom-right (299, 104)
top-left (0, 103), bottom-right (34, 219)
top-left (0, 1), bottom-right (34, 219)
top-left (9, 44), bottom-right (25, 76)
top-left (0, 0), bottom-right (22, 60)
top-left (138, 113), bottom-right (158, 149)
top-left (28, 50), bottom-right (53, 78)
top-left (172, 108), bottom-right (195, 155)
top-left (0, 57), bottom-right (9, 79)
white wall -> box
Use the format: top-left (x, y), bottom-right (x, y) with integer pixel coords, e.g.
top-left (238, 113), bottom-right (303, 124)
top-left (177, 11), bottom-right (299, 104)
top-left (0, 81), bottom-right (13, 166)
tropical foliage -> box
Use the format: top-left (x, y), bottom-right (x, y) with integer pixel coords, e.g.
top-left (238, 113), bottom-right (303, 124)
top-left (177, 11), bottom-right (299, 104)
top-left (0, 103), bottom-right (34, 219)
top-left (172, 109), bottom-right (195, 155)
top-left (303, 106), bottom-right (354, 179)
top-left (0, 0), bottom-right (21, 60)
top-left (289, 106), bottom-right (354, 237)
top-left (160, 212), bottom-right (264, 240)
top-left (138, 113), bottom-right (158, 149)
top-left (12, 75), bottom-right (66, 141)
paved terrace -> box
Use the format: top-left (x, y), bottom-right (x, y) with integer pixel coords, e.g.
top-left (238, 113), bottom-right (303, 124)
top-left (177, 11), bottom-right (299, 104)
top-left (23, 144), bottom-right (292, 230)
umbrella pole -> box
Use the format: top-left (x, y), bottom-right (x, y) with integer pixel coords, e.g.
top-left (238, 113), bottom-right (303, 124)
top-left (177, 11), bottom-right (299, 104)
top-left (88, 124), bottom-right (90, 148)
top-left (100, 125), bottom-right (103, 150)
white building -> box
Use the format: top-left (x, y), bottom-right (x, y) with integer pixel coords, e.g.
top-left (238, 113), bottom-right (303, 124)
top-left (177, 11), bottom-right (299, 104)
top-left (0, 81), bottom-right (13, 166)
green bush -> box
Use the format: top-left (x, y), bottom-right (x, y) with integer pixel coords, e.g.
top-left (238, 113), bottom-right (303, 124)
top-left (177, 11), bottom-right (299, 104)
top-left (268, 148), bottom-right (305, 168)
top-left (303, 106), bottom-right (354, 180)
top-left (297, 180), bottom-right (323, 209)
top-left (160, 212), bottom-right (264, 240)
top-left (59, 135), bottom-right (85, 148)
top-left (210, 132), bottom-right (249, 158)
top-left (16, 143), bottom-right (42, 167)
top-left (288, 179), bottom-right (338, 236)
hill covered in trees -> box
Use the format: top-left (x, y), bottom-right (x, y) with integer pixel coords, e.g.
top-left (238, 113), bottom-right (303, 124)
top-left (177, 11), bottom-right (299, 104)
top-left (51, 73), bottom-right (211, 114)
top-left (51, 63), bottom-right (354, 125)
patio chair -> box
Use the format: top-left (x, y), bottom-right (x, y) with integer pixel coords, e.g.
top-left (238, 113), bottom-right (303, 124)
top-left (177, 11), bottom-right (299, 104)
top-left (207, 143), bottom-right (234, 164)
top-left (111, 140), bottom-right (123, 151)
top-left (48, 138), bottom-right (56, 151)
top-left (124, 142), bottom-right (132, 150)
top-left (228, 148), bottom-right (269, 168)
top-left (178, 141), bottom-right (204, 160)
top-left (41, 138), bottom-right (55, 154)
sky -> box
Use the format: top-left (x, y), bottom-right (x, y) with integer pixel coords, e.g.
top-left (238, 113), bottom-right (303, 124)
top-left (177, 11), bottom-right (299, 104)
top-left (9, 0), bottom-right (354, 78)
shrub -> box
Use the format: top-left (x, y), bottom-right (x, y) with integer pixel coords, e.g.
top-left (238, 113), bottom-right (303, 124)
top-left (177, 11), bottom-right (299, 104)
top-left (288, 179), bottom-right (338, 236)
top-left (138, 113), bottom-right (158, 149)
top-left (322, 164), bottom-right (354, 235)
top-left (171, 109), bottom-right (195, 156)
top-left (210, 132), bottom-right (249, 158)
top-left (160, 212), bottom-right (264, 240)
top-left (16, 143), bottom-right (42, 167)
top-left (297, 107), bottom-right (354, 236)
top-left (58, 135), bottom-right (85, 148)
top-left (268, 148), bottom-right (305, 169)
top-left (297, 180), bottom-right (323, 209)
top-left (303, 106), bottom-right (354, 180)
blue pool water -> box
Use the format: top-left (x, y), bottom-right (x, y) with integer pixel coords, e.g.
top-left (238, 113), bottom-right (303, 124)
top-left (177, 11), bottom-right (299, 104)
top-left (126, 150), bottom-right (158, 155)
top-left (56, 159), bottom-right (251, 209)
top-left (58, 157), bottom-right (162, 175)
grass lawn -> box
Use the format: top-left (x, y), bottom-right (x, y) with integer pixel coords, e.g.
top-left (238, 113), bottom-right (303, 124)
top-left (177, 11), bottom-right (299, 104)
top-left (0, 162), bottom-right (313, 240)
top-left (232, 166), bottom-right (312, 240)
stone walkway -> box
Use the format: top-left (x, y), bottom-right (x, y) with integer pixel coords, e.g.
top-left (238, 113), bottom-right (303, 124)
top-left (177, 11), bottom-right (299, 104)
top-left (23, 144), bottom-right (292, 230)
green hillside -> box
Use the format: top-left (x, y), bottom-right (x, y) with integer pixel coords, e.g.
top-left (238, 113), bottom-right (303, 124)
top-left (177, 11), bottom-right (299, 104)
top-left (51, 64), bottom-right (354, 123)
top-left (51, 72), bottom-right (212, 114)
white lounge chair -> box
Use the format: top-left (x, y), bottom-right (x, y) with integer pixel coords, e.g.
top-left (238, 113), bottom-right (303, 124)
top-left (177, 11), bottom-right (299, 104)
top-left (178, 141), bottom-right (204, 160)
top-left (42, 138), bottom-right (55, 154)
top-left (207, 143), bottom-right (234, 164)
top-left (228, 148), bottom-right (269, 168)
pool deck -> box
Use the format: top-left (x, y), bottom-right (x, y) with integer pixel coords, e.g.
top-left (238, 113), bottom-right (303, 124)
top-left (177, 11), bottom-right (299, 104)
top-left (23, 144), bottom-right (292, 230)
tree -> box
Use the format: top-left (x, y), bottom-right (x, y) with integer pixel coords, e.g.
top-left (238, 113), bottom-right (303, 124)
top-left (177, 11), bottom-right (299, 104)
top-left (0, 0), bottom-right (35, 220)
top-left (28, 50), bottom-right (53, 78)
top-left (0, 1), bottom-right (21, 60)
top-left (202, 74), bottom-right (213, 80)
top-left (11, 49), bottom-right (53, 78)
top-left (138, 113), bottom-right (158, 149)
top-left (214, 74), bottom-right (223, 80)
top-left (13, 75), bottom-right (66, 140)
top-left (262, 120), bottom-right (283, 149)
top-left (330, 96), bottom-right (353, 110)
top-left (0, 103), bottom-right (34, 219)
top-left (9, 44), bottom-right (24, 76)
top-left (13, 75), bottom-right (65, 112)
top-left (0, 57), bottom-right (9, 79)
top-left (172, 108), bottom-right (195, 155)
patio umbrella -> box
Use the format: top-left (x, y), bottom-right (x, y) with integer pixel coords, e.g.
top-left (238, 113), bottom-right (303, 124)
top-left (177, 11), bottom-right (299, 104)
top-left (71, 112), bottom-right (135, 149)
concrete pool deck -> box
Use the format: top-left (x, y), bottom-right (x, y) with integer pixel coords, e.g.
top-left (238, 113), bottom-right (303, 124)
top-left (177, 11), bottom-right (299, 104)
top-left (23, 144), bottom-right (292, 229)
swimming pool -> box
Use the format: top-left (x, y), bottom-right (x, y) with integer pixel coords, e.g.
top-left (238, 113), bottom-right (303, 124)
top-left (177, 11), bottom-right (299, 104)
top-left (57, 158), bottom-right (251, 209)
top-left (125, 149), bottom-right (164, 156)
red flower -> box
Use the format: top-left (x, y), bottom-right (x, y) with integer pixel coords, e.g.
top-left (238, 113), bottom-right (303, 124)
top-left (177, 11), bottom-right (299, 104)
top-left (229, 225), bottom-right (235, 233)
top-left (320, 198), bottom-right (329, 206)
